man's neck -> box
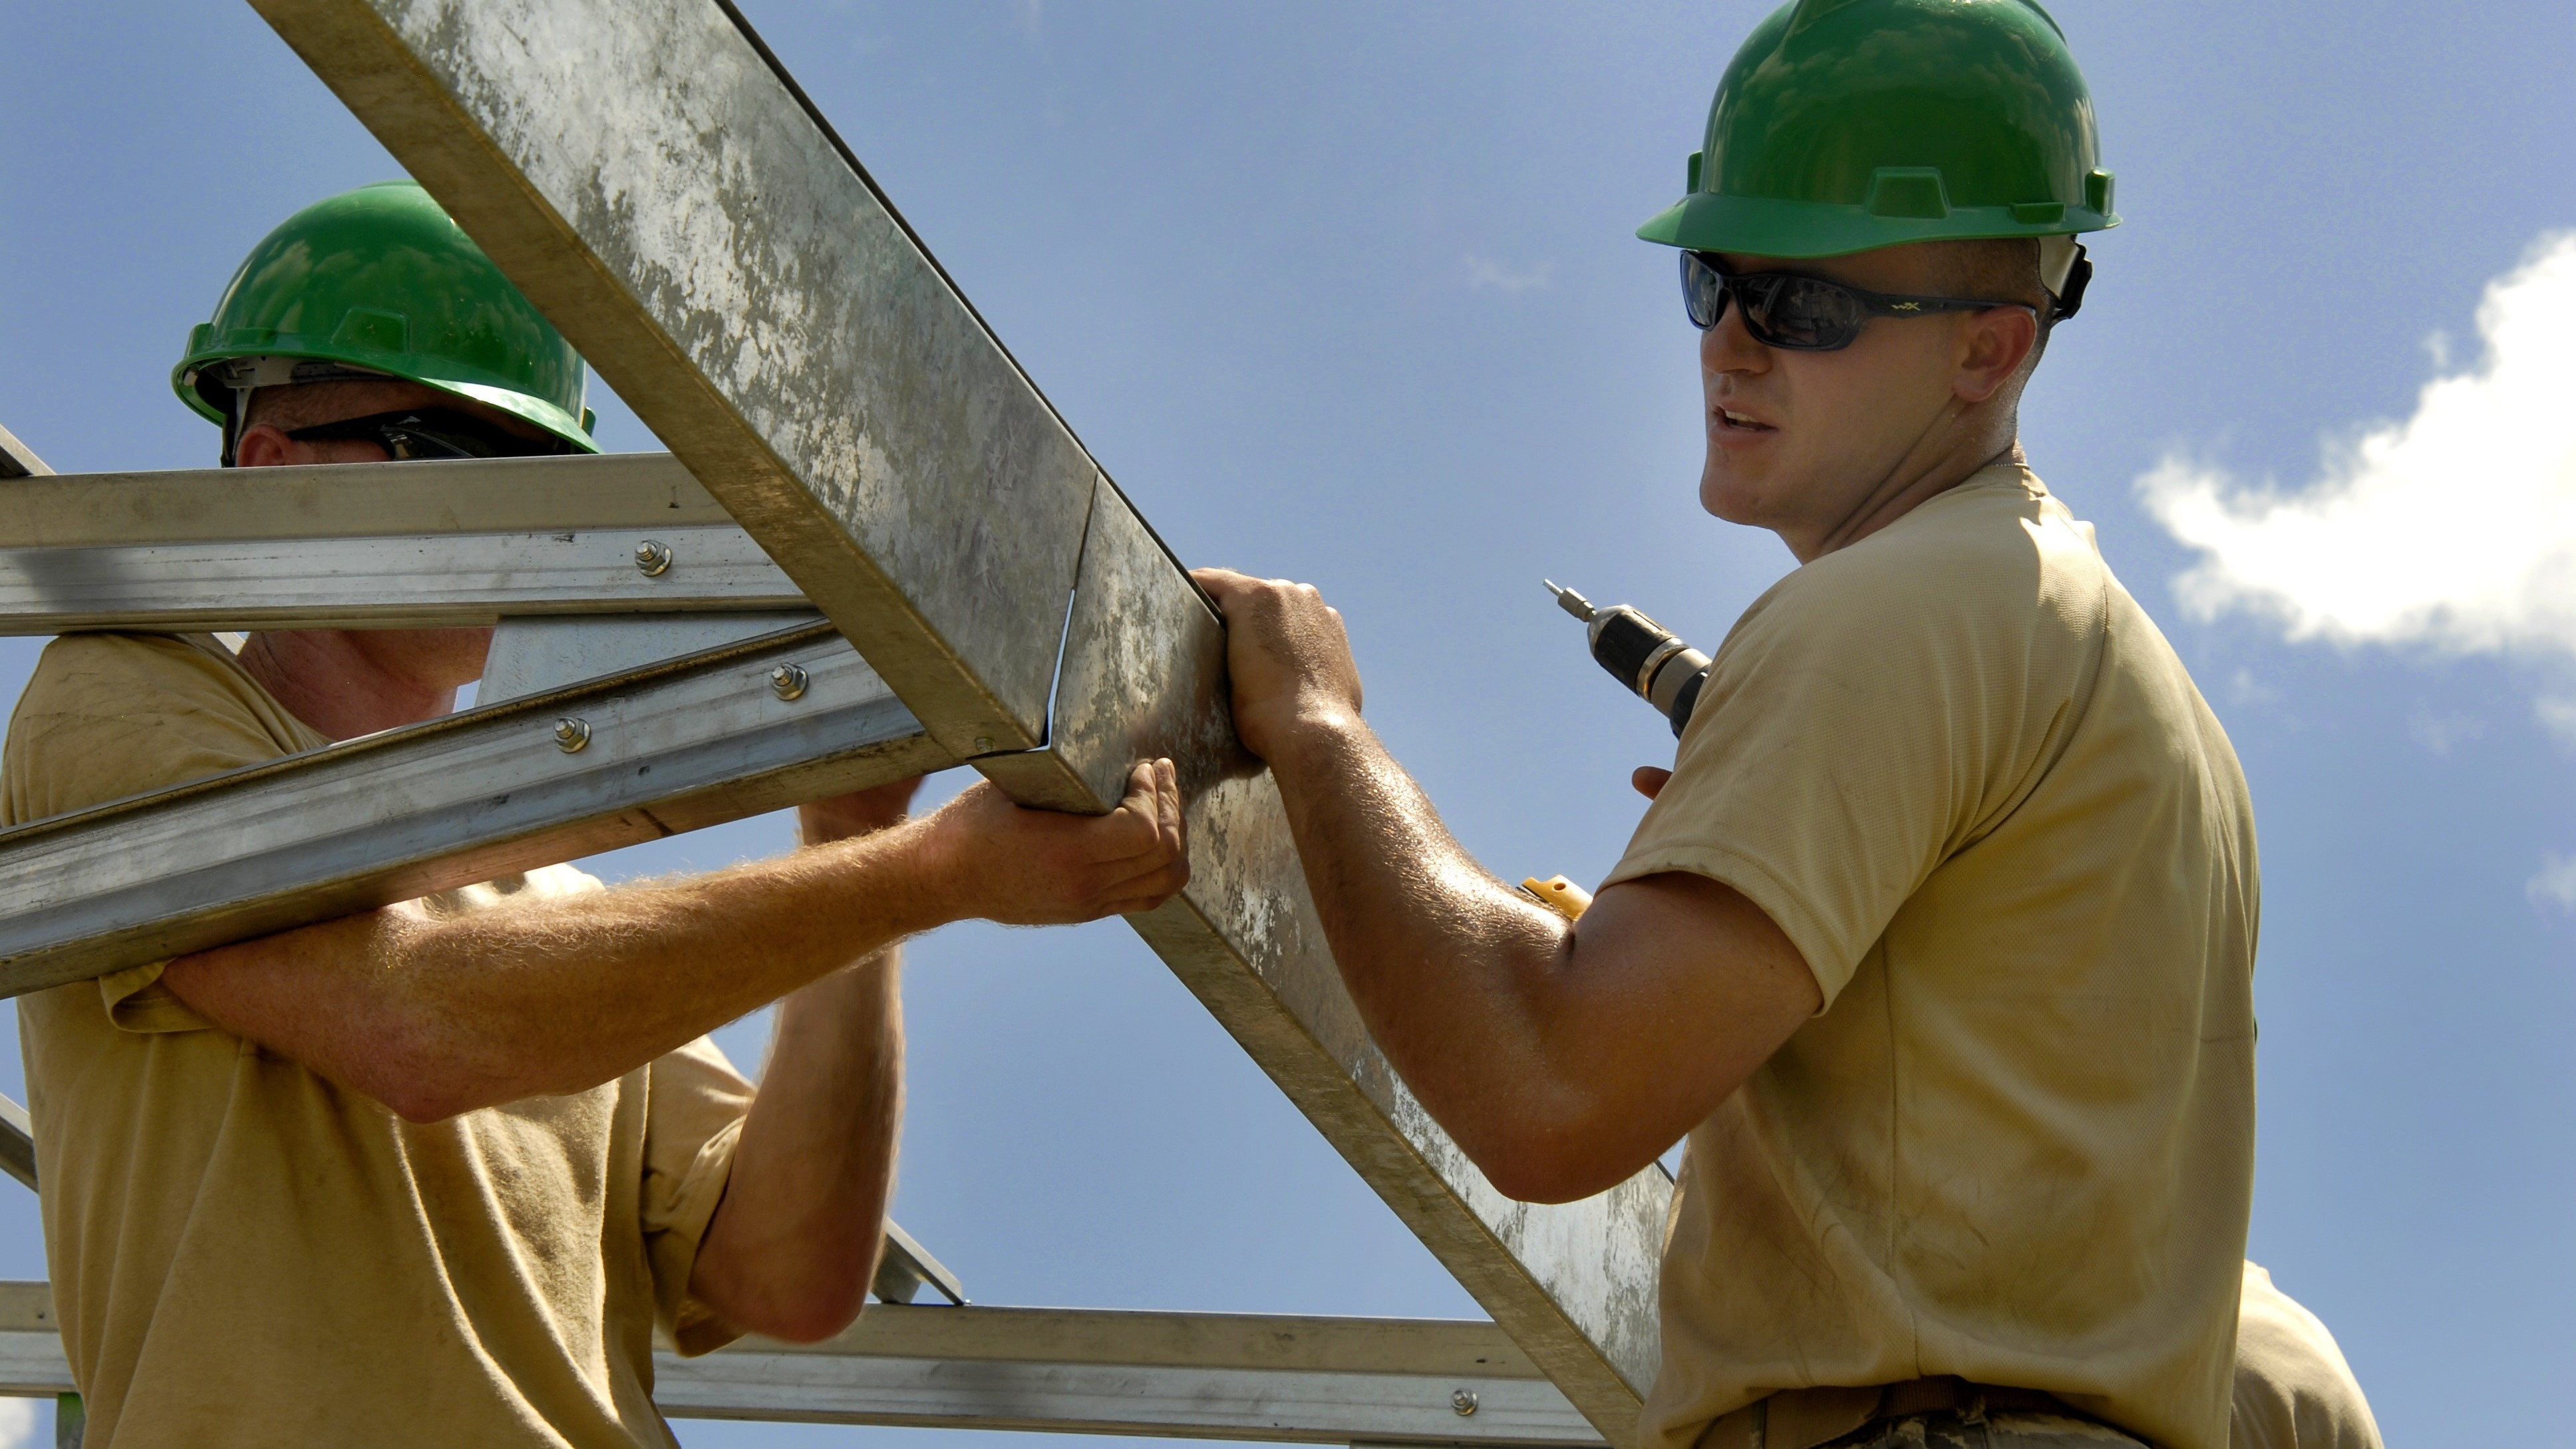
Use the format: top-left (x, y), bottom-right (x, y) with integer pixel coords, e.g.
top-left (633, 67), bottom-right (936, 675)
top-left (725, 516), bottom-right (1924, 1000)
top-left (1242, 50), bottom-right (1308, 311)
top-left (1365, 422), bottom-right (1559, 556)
top-left (236, 630), bottom-right (457, 742)
top-left (1792, 432), bottom-right (2026, 564)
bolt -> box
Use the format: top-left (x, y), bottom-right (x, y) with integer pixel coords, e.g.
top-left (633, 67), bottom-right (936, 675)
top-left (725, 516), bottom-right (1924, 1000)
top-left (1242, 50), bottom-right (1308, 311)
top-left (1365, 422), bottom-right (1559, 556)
top-left (552, 717), bottom-right (591, 753)
top-left (633, 539), bottom-right (673, 576)
top-left (769, 663), bottom-right (810, 701)
top-left (973, 734), bottom-right (996, 752)
top-left (1451, 1389), bottom-right (1478, 1418)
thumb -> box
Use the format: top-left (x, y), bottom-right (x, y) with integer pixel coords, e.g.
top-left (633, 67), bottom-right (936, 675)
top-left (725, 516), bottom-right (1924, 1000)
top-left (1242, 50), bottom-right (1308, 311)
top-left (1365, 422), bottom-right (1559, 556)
top-left (1632, 766), bottom-right (1673, 801)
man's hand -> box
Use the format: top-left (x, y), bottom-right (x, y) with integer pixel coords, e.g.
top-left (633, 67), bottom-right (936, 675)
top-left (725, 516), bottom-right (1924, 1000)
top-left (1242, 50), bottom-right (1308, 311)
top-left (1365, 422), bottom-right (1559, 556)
top-left (1633, 766), bottom-right (1673, 800)
top-left (800, 776), bottom-right (929, 846)
top-left (915, 758), bottom-right (1190, 923)
top-left (1192, 569), bottom-right (1364, 762)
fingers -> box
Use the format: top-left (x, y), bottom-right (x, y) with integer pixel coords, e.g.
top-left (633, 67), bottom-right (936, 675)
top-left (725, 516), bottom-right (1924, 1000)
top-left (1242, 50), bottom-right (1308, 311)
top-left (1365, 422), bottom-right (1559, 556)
top-left (1632, 766), bottom-right (1673, 801)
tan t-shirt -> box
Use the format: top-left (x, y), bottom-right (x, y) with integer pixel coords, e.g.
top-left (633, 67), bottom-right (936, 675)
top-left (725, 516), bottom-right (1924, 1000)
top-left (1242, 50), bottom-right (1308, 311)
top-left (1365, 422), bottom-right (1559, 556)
top-left (1604, 468), bottom-right (2257, 1449)
top-left (2232, 1263), bottom-right (2382, 1449)
top-left (5, 631), bottom-right (754, 1448)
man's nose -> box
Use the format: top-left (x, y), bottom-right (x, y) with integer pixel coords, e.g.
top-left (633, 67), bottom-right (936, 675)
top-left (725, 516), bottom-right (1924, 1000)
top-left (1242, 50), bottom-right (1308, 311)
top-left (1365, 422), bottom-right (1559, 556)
top-left (1698, 306), bottom-right (1769, 377)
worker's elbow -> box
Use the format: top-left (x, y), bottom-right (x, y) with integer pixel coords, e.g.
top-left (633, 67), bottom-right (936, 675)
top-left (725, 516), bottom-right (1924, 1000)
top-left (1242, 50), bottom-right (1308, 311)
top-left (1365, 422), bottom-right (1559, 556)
top-left (1467, 1120), bottom-right (1647, 1205)
top-left (746, 1287), bottom-right (870, 1345)
top-left (371, 1066), bottom-right (486, 1125)
top-left (1479, 1154), bottom-right (1629, 1206)
top-left (715, 1257), bottom-right (874, 1344)
top-left (358, 1015), bottom-right (508, 1124)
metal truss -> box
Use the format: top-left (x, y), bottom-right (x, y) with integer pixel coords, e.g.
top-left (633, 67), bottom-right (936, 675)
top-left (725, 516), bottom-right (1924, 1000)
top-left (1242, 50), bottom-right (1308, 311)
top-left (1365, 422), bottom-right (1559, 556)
top-left (0, 1279), bottom-right (1600, 1446)
top-left (0, 0), bottom-right (1677, 1440)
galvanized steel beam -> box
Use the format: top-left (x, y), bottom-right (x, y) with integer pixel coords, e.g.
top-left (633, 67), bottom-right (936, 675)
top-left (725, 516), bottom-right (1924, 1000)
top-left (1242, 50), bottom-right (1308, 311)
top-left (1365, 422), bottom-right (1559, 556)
top-left (243, 1), bottom-right (1669, 1437)
top-left (0, 424), bottom-right (51, 480)
top-left (0, 526), bottom-right (802, 635)
top-left (0, 623), bottom-right (944, 995)
top-left (0, 454), bottom-right (728, 550)
top-left (0, 1284), bottom-right (1603, 1444)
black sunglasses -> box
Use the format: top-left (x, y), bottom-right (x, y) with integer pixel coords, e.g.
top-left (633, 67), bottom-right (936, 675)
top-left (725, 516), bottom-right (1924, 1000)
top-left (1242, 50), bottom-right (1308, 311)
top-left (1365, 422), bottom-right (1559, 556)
top-left (285, 407), bottom-right (575, 461)
top-left (1680, 251), bottom-right (2037, 352)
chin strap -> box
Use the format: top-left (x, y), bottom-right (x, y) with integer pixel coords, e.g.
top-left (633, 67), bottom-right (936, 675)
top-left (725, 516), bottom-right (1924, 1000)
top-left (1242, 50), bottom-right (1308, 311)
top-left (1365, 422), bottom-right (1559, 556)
top-left (2037, 237), bottom-right (2093, 323)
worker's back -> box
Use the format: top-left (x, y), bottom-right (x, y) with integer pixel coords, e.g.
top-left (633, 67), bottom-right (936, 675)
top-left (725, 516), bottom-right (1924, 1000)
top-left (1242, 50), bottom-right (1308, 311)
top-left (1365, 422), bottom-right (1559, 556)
top-left (1614, 467), bottom-right (2257, 1449)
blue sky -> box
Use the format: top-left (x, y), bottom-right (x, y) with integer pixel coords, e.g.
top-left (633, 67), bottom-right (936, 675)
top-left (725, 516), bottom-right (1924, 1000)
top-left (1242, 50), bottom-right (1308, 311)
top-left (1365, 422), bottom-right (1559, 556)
top-left (5, 1), bottom-right (2575, 1444)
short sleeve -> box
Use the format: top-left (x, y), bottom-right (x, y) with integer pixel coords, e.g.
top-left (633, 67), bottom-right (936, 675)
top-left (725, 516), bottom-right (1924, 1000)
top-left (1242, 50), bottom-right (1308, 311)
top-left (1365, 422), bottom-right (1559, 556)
top-left (3, 634), bottom-right (327, 1035)
top-left (2231, 1263), bottom-right (2384, 1449)
top-left (1601, 488), bottom-right (2084, 1008)
top-left (640, 1035), bottom-right (756, 1356)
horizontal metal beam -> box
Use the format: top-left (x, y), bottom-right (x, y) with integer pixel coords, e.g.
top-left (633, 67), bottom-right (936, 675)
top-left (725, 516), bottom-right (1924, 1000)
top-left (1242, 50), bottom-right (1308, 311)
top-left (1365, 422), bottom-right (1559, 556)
top-left (0, 453), bottom-right (730, 548)
top-left (0, 526), bottom-right (805, 635)
top-left (0, 1284), bottom-right (1603, 1445)
top-left (247, 2), bottom-right (1669, 1438)
top-left (0, 623), bottom-right (948, 995)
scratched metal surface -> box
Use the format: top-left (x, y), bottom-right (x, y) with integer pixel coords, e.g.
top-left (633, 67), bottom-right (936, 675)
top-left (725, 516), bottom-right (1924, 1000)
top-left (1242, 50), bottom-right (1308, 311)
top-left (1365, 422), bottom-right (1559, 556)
top-left (244, 0), bottom-right (1667, 1437)
top-left (1044, 477), bottom-right (1671, 1434)
top-left (250, 0), bottom-right (1094, 759)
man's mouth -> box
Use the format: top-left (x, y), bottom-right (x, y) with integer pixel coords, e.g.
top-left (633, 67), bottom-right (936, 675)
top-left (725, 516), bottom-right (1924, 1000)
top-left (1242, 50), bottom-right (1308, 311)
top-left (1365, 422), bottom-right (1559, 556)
top-left (1714, 407), bottom-right (1775, 433)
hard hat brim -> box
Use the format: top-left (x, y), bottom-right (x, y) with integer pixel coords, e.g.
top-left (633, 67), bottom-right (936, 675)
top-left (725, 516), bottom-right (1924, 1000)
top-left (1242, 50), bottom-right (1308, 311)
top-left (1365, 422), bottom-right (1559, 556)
top-left (1637, 190), bottom-right (2118, 259)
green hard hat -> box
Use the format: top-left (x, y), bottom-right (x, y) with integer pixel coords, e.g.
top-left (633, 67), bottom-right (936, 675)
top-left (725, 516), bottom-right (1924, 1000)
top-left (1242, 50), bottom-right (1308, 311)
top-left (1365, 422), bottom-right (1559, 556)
top-left (1637, 0), bottom-right (2118, 259)
top-left (175, 180), bottom-right (597, 460)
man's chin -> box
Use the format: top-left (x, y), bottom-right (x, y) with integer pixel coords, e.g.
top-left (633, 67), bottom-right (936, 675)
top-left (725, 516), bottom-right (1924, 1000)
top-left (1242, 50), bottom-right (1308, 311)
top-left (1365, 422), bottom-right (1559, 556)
top-left (1698, 465), bottom-right (1771, 528)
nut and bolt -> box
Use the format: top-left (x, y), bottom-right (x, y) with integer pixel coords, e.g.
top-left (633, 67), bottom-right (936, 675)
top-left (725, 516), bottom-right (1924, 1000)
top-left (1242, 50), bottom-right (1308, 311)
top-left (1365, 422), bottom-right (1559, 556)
top-left (552, 717), bottom-right (591, 753)
top-left (973, 735), bottom-right (996, 752)
top-left (633, 539), bottom-right (673, 576)
top-left (1450, 1389), bottom-right (1479, 1418)
top-left (769, 663), bottom-right (810, 701)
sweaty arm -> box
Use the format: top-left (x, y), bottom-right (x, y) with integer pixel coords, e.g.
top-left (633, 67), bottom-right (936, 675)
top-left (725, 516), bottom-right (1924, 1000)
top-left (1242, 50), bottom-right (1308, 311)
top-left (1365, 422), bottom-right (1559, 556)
top-left (162, 760), bottom-right (1188, 1124)
top-left (1194, 571), bottom-right (1818, 1203)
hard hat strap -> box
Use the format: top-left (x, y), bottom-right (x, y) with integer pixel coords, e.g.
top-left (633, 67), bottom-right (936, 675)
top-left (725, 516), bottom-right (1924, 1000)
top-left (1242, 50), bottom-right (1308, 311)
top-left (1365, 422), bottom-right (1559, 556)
top-left (210, 357), bottom-right (397, 467)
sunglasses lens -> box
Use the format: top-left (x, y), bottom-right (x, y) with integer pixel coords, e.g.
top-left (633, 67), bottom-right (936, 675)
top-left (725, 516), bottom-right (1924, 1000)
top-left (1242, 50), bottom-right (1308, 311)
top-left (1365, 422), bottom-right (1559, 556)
top-left (1679, 252), bottom-right (1729, 330)
top-left (1738, 273), bottom-right (1865, 351)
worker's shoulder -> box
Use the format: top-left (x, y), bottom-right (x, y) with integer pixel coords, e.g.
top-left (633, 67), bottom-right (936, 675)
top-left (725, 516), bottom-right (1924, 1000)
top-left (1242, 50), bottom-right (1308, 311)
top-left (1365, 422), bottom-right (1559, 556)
top-left (2233, 1263), bottom-right (2385, 1449)
top-left (17, 632), bottom-right (260, 723)
top-left (1756, 467), bottom-right (2108, 649)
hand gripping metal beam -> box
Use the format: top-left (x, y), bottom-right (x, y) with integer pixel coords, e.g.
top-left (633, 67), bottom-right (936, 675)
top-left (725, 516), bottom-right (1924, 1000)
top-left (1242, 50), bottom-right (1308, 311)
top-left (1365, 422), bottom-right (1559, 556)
top-left (236, 1), bottom-right (1669, 1437)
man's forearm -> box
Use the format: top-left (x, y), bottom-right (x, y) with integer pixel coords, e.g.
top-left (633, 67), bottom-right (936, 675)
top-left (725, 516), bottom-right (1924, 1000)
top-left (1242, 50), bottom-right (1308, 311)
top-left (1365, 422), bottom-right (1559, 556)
top-left (689, 948), bottom-right (903, 1341)
top-left (164, 823), bottom-right (948, 1121)
top-left (1265, 715), bottom-right (1586, 1141)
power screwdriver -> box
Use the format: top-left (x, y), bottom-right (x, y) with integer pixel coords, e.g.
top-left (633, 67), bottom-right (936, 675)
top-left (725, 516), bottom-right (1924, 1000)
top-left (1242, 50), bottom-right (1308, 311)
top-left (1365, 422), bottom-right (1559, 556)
top-left (1543, 580), bottom-right (1713, 738)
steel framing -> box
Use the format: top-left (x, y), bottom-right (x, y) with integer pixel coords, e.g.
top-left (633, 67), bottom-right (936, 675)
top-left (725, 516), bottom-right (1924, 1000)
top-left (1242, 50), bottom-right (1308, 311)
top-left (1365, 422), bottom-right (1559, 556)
top-left (0, 0), bottom-right (1675, 1442)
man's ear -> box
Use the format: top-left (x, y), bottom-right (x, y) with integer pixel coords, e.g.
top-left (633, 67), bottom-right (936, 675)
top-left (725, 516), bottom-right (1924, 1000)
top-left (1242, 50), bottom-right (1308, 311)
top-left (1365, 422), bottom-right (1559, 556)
top-left (1953, 307), bottom-right (2040, 405)
top-left (233, 423), bottom-right (297, 469)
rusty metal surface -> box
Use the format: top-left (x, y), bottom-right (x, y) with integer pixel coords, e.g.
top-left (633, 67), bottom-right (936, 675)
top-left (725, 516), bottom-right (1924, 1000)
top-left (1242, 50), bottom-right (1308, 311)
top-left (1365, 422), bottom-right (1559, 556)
top-left (251, 0), bottom-right (1094, 760)
top-left (0, 624), bottom-right (946, 995)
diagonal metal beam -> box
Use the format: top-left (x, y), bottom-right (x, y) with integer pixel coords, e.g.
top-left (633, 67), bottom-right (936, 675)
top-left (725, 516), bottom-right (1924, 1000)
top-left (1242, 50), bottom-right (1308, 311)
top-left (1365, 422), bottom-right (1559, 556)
top-left (243, 1), bottom-right (1668, 1439)
top-left (0, 623), bottom-right (943, 995)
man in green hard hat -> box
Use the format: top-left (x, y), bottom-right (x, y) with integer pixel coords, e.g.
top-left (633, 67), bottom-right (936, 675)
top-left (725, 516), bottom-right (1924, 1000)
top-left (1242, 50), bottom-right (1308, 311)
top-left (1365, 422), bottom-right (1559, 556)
top-left (6, 180), bottom-right (1191, 1448)
top-left (1198, 3), bottom-right (2257, 1447)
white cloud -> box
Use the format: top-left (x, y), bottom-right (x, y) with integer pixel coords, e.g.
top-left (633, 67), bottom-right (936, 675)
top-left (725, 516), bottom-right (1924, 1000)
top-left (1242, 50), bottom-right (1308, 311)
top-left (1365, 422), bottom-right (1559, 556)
top-left (2537, 695), bottom-right (2576, 748)
top-left (0, 1399), bottom-right (36, 1449)
top-left (2406, 705), bottom-right (2484, 755)
top-left (2529, 854), bottom-right (2576, 912)
top-left (2138, 232), bottom-right (2576, 658)
top-left (1462, 253), bottom-right (1552, 294)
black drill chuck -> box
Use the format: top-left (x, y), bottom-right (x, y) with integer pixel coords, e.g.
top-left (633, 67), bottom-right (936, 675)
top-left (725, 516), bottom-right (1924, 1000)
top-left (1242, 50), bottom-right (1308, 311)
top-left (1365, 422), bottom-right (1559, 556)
top-left (1545, 581), bottom-right (1712, 738)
